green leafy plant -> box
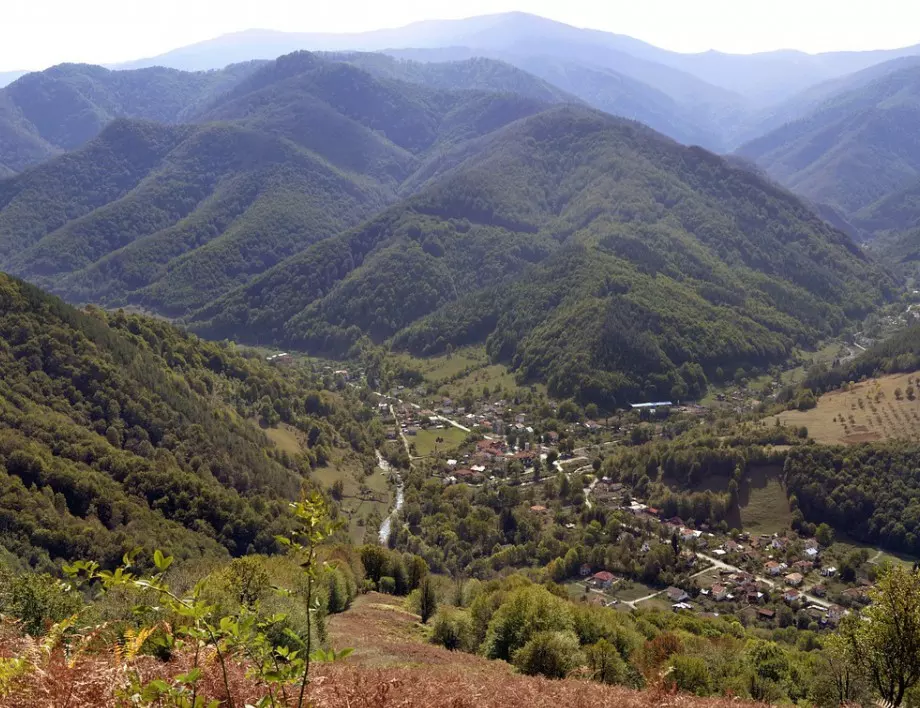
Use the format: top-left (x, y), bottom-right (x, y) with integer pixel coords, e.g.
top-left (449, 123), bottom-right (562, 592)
top-left (62, 491), bottom-right (351, 707)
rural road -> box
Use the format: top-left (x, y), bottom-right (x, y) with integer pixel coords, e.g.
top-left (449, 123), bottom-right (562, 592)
top-left (435, 415), bottom-right (471, 433)
top-left (621, 551), bottom-right (830, 610)
top-left (696, 552), bottom-right (829, 608)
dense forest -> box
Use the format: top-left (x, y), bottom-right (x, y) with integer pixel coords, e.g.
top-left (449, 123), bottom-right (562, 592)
top-left (0, 61), bottom-right (265, 173)
top-left (783, 443), bottom-right (920, 554)
top-left (0, 53), bottom-right (553, 315)
top-left (192, 106), bottom-right (892, 404)
top-left (0, 273), bottom-right (379, 571)
top-left (737, 64), bottom-right (920, 218)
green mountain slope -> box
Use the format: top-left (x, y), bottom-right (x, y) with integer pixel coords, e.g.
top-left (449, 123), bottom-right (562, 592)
top-left (736, 65), bottom-right (920, 217)
top-left (0, 62), bottom-right (263, 173)
top-left (321, 53), bottom-right (574, 105)
top-left (0, 53), bottom-right (551, 314)
top-left (387, 46), bottom-right (740, 151)
top-left (190, 105), bottom-right (891, 404)
top-left (0, 273), bottom-right (377, 571)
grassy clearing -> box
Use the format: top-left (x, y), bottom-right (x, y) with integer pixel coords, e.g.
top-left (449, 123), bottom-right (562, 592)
top-left (738, 469), bottom-right (793, 535)
top-left (829, 537), bottom-right (916, 569)
top-left (772, 372), bottom-right (920, 445)
top-left (611, 580), bottom-right (661, 602)
top-left (673, 465), bottom-right (791, 535)
top-left (412, 426), bottom-right (467, 456)
top-left (438, 363), bottom-right (536, 399)
top-left (634, 596), bottom-right (673, 612)
top-left (701, 342), bottom-right (843, 405)
top-left (263, 425), bottom-right (303, 455)
top-left (393, 347), bottom-right (487, 383)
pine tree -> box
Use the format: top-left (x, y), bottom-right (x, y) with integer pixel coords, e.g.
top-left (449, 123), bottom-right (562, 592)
top-left (419, 575), bottom-right (438, 624)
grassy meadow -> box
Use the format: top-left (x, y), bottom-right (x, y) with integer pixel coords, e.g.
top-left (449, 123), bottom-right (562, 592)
top-left (773, 372), bottom-right (920, 444)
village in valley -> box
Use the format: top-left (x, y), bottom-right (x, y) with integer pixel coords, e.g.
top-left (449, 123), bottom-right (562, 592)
top-left (262, 334), bottom-right (917, 636)
top-left (367, 376), bottom-right (888, 633)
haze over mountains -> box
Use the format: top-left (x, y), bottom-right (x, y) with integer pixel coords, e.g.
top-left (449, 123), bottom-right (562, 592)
top-left (6, 12), bottom-right (920, 153)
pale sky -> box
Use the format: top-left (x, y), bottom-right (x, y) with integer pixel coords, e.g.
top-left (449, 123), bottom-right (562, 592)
top-left (2, 0), bottom-right (918, 72)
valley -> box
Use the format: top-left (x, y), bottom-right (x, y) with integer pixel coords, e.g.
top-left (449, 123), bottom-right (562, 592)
top-left (5, 8), bottom-right (920, 707)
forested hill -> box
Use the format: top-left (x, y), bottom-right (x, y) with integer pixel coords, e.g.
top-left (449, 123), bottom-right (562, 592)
top-left (189, 105), bottom-right (893, 405)
top-left (0, 273), bottom-right (378, 572)
top-left (736, 64), bottom-right (920, 218)
top-left (0, 62), bottom-right (264, 174)
top-left (0, 52), bottom-right (555, 314)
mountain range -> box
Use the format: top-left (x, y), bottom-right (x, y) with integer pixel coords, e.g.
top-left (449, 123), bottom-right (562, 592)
top-left (0, 49), bottom-right (893, 406)
top-left (3, 14), bottom-right (919, 404)
top-left (7, 13), bottom-right (920, 155)
top-left (115, 13), bottom-right (920, 108)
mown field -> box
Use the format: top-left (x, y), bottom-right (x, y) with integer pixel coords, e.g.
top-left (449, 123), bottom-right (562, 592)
top-left (738, 469), bottom-right (793, 535)
top-left (412, 426), bottom-right (468, 456)
top-left (671, 465), bottom-right (792, 535)
top-left (773, 372), bottom-right (920, 444)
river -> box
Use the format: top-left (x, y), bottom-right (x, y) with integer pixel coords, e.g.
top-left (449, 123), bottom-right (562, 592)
top-left (377, 450), bottom-right (404, 544)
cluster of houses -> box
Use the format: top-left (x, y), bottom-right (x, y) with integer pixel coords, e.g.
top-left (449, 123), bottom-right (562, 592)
top-left (443, 437), bottom-right (545, 485)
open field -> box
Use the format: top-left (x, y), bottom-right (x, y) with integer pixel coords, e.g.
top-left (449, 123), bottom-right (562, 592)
top-left (313, 452), bottom-right (393, 544)
top-left (393, 347), bottom-right (487, 383)
top-left (669, 465), bottom-right (791, 534)
top-left (412, 426), bottom-right (467, 456)
top-left (263, 424), bottom-right (303, 455)
top-left (772, 372), bottom-right (920, 444)
top-left (738, 468), bottom-right (793, 535)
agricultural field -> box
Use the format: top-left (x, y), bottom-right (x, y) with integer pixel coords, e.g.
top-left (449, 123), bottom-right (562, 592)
top-left (412, 426), bottom-right (467, 456)
top-left (773, 372), bottom-right (920, 444)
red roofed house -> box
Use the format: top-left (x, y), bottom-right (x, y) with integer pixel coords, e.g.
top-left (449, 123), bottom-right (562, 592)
top-left (590, 571), bottom-right (617, 590)
top-left (476, 439), bottom-right (505, 456)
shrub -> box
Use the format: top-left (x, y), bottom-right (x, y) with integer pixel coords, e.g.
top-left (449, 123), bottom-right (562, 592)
top-left (512, 630), bottom-right (583, 678)
top-left (0, 570), bottom-right (83, 636)
top-left (669, 654), bottom-right (711, 696)
top-left (430, 608), bottom-right (474, 651)
top-left (483, 585), bottom-right (575, 661)
top-left (379, 576), bottom-right (397, 594)
top-left (586, 638), bottom-right (629, 684)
